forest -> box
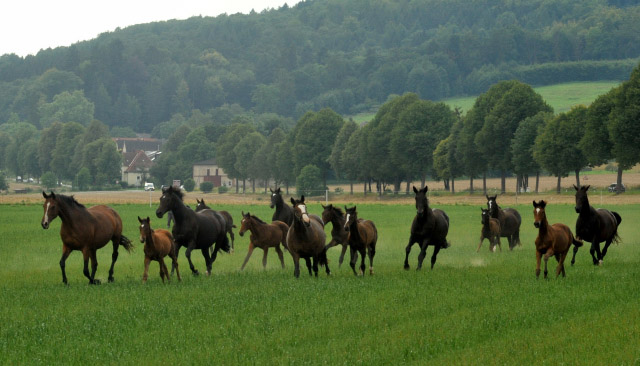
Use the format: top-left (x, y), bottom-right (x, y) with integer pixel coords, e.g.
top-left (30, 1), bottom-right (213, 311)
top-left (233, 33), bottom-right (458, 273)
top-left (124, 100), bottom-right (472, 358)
top-left (0, 0), bottom-right (640, 192)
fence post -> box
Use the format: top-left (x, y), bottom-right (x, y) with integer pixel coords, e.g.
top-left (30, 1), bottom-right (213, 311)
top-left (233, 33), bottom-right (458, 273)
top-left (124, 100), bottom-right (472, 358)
top-left (325, 189), bottom-right (328, 205)
top-left (149, 190), bottom-right (152, 207)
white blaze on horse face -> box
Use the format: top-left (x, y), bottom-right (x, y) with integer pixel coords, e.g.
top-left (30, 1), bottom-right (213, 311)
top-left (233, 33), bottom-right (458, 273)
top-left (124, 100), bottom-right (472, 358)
top-left (344, 214), bottom-right (351, 228)
top-left (43, 202), bottom-right (50, 224)
top-left (488, 201), bottom-right (493, 211)
top-left (298, 204), bottom-right (310, 223)
top-left (535, 208), bottom-right (540, 215)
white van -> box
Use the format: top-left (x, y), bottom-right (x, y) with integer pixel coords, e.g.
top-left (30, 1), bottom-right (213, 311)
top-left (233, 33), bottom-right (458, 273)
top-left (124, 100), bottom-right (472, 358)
top-left (144, 182), bottom-right (155, 191)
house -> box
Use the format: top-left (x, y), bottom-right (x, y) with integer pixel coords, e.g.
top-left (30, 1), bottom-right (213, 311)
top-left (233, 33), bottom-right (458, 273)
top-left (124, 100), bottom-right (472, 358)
top-left (113, 137), bottom-right (163, 161)
top-left (193, 159), bottom-right (234, 188)
top-left (122, 150), bottom-right (154, 187)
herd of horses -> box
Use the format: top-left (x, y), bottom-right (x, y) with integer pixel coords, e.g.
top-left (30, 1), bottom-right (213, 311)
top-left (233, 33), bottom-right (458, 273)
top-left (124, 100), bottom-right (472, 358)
top-left (39, 184), bottom-right (621, 284)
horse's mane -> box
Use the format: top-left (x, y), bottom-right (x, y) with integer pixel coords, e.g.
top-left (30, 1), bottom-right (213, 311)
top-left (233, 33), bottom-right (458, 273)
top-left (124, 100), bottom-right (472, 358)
top-left (57, 194), bottom-right (86, 209)
top-left (166, 186), bottom-right (185, 200)
top-left (329, 205), bottom-right (344, 217)
top-left (250, 214), bottom-right (267, 224)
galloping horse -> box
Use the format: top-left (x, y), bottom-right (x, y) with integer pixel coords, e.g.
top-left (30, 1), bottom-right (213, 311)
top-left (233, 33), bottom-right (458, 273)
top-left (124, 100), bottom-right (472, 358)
top-left (573, 185), bottom-right (621, 265)
top-left (138, 216), bottom-right (181, 283)
top-left (343, 206), bottom-right (377, 276)
top-left (41, 191), bottom-right (133, 285)
top-left (270, 187), bottom-right (294, 226)
top-left (404, 186), bottom-right (450, 270)
top-left (287, 195), bottom-right (330, 278)
top-left (478, 208), bottom-right (501, 252)
top-left (321, 204), bottom-right (350, 267)
top-left (532, 200), bottom-right (583, 278)
top-left (155, 186), bottom-right (229, 276)
top-left (486, 195), bottom-right (522, 249)
top-left (238, 212), bottom-right (289, 270)
top-left (195, 198), bottom-right (236, 253)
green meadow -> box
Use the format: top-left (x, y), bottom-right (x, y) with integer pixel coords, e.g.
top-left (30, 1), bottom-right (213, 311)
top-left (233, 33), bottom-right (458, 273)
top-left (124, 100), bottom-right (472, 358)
top-left (1, 201), bottom-right (639, 365)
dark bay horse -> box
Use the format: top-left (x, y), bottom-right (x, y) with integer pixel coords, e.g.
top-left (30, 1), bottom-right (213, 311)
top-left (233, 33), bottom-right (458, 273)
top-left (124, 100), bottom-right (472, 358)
top-left (478, 208), bottom-right (501, 252)
top-left (195, 198), bottom-right (236, 253)
top-left (574, 185), bottom-right (621, 266)
top-left (533, 200), bottom-right (583, 278)
top-left (287, 195), bottom-right (330, 278)
top-left (138, 216), bottom-right (181, 283)
top-left (41, 191), bottom-right (133, 285)
top-left (404, 186), bottom-right (450, 270)
top-left (238, 212), bottom-right (289, 270)
top-left (321, 204), bottom-right (350, 267)
top-left (344, 206), bottom-right (377, 276)
top-left (155, 186), bottom-right (229, 276)
top-left (486, 195), bottom-right (522, 249)
top-left (270, 187), bottom-right (294, 226)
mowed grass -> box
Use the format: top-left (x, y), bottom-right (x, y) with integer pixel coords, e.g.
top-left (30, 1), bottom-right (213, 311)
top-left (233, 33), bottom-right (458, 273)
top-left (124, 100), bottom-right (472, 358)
top-left (1, 201), bottom-right (639, 365)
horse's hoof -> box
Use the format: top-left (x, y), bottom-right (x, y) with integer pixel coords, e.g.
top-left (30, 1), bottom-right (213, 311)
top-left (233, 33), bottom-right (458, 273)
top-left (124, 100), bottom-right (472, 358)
top-left (598, 260), bottom-right (603, 266)
top-left (192, 270), bottom-right (200, 276)
top-left (403, 265), bottom-right (410, 271)
top-left (206, 271), bottom-right (211, 276)
top-left (108, 277), bottom-right (114, 283)
top-left (91, 279), bottom-right (101, 285)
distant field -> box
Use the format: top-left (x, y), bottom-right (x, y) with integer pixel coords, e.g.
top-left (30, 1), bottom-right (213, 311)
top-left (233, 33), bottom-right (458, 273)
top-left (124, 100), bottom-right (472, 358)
top-left (348, 81), bottom-right (621, 122)
top-left (1, 202), bottom-right (639, 364)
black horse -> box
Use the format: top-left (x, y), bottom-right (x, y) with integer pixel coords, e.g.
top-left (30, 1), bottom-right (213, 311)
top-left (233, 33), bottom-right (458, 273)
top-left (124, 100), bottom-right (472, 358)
top-left (404, 186), bottom-right (450, 270)
top-left (195, 198), bottom-right (236, 253)
top-left (574, 185), bottom-right (621, 265)
top-left (321, 204), bottom-right (350, 267)
top-left (486, 195), bottom-right (522, 250)
top-left (270, 188), bottom-right (294, 226)
top-left (156, 186), bottom-right (230, 275)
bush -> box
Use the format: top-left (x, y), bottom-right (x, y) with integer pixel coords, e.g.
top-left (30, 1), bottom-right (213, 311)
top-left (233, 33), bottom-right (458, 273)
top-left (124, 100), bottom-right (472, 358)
top-left (0, 171), bottom-right (8, 191)
top-left (296, 164), bottom-right (323, 196)
top-left (41, 172), bottom-right (57, 189)
top-left (218, 185), bottom-right (229, 194)
top-left (75, 168), bottom-right (91, 191)
top-left (183, 178), bottom-right (196, 192)
top-left (200, 181), bottom-right (214, 193)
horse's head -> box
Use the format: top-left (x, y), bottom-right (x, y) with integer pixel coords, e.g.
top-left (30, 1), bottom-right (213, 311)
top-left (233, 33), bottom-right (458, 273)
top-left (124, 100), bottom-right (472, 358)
top-left (413, 185), bottom-right (429, 217)
top-left (156, 186), bottom-right (184, 218)
top-left (321, 204), bottom-right (342, 224)
top-left (239, 211), bottom-right (252, 237)
top-left (41, 191), bottom-right (59, 229)
top-left (343, 206), bottom-right (358, 231)
top-left (574, 185), bottom-right (590, 213)
top-left (270, 187), bottom-right (282, 209)
top-left (195, 198), bottom-right (207, 212)
top-left (481, 208), bottom-right (490, 226)
top-left (291, 195), bottom-right (311, 227)
top-left (532, 200), bottom-right (547, 228)
top-left (486, 195), bottom-right (499, 215)
top-left (138, 216), bottom-right (152, 243)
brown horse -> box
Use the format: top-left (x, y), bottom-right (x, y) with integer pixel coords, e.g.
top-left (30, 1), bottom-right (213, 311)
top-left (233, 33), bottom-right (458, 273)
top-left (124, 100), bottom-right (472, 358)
top-left (486, 195), bottom-right (522, 249)
top-left (478, 208), bottom-right (501, 252)
top-left (41, 191), bottom-right (133, 285)
top-left (195, 198), bottom-right (236, 253)
top-left (138, 216), bottom-right (181, 283)
top-left (532, 200), bottom-right (583, 278)
top-left (321, 204), bottom-right (350, 267)
top-left (238, 212), bottom-right (289, 270)
top-left (287, 195), bottom-right (330, 278)
top-left (344, 206), bottom-right (377, 276)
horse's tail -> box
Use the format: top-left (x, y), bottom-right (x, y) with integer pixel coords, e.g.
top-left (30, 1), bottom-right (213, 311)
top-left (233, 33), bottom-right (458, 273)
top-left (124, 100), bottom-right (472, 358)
top-left (219, 234), bottom-right (231, 253)
top-left (119, 234), bottom-right (134, 253)
top-left (612, 211), bottom-right (622, 244)
top-left (572, 236), bottom-right (584, 248)
top-left (232, 224), bottom-right (237, 228)
top-left (318, 246), bottom-right (329, 268)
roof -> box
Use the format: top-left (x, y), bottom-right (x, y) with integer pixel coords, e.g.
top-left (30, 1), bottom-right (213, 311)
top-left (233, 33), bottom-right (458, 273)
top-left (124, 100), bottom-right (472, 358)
top-left (124, 150), bottom-right (154, 172)
top-left (193, 158), bottom-right (218, 166)
top-left (113, 138), bottom-right (163, 153)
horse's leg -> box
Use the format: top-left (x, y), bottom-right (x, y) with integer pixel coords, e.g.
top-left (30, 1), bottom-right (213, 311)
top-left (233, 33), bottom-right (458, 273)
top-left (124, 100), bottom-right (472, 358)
top-left (171, 246), bottom-right (181, 276)
top-left (557, 252), bottom-right (567, 278)
top-left (368, 245), bottom-right (376, 275)
top-left (304, 257), bottom-right (313, 276)
top-left (404, 240), bottom-right (415, 270)
top-left (185, 242), bottom-right (199, 276)
top-left (159, 258), bottom-right (170, 283)
top-left (292, 253), bottom-right (301, 278)
top-left (358, 248), bottom-right (366, 275)
top-left (430, 244), bottom-right (442, 270)
top-left (81, 249), bottom-right (93, 284)
top-left (535, 250), bottom-right (542, 278)
top-left (107, 240), bottom-right (120, 283)
top-left (593, 241), bottom-right (603, 265)
top-left (543, 251), bottom-right (552, 279)
top-left (59, 245), bottom-right (72, 285)
top-left (142, 256), bottom-right (151, 283)
top-left (262, 247), bottom-right (269, 269)
top-left (507, 235), bottom-right (514, 250)
top-left (477, 236), bottom-right (484, 252)
top-left (312, 256), bottom-right (319, 277)
top-left (339, 243), bottom-right (348, 267)
top-left (570, 244), bottom-right (579, 266)
top-left (417, 240), bottom-right (429, 270)
top-left (601, 238), bottom-right (613, 262)
top-left (89, 250), bottom-right (99, 284)
top-left (275, 245), bottom-right (285, 269)
top-left (349, 247), bottom-right (358, 276)
top-left (240, 243), bottom-right (255, 271)
top-left (229, 230), bottom-right (235, 253)
top-left (201, 247), bottom-right (213, 276)
top-left (496, 236), bottom-right (502, 252)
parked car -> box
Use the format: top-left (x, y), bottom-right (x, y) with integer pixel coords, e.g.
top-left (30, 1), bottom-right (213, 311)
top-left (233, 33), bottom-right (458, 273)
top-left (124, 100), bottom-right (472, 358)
top-left (608, 183), bottom-right (625, 193)
top-left (144, 182), bottom-right (155, 191)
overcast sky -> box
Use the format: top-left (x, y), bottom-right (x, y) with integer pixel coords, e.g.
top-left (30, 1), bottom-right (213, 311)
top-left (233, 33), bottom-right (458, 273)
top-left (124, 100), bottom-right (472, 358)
top-left (0, 0), bottom-right (302, 57)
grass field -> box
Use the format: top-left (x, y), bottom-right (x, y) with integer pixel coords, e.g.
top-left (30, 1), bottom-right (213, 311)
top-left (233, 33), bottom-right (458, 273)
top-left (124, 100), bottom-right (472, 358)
top-left (1, 200), bottom-right (639, 364)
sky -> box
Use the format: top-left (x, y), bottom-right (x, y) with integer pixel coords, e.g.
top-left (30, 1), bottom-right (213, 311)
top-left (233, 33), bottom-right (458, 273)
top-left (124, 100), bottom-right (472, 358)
top-left (0, 0), bottom-right (302, 57)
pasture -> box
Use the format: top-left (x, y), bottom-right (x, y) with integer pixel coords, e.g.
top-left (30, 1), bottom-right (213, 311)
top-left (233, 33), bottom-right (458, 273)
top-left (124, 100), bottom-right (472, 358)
top-left (1, 199), bottom-right (639, 364)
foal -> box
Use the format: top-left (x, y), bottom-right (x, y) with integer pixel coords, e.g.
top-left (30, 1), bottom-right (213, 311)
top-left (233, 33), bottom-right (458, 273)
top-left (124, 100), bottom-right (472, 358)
top-left (238, 212), bottom-right (289, 270)
top-left (344, 206), bottom-right (377, 276)
top-left (532, 201), bottom-right (583, 279)
top-left (478, 208), bottom-right (501, 252)
top-left (138, 216), bottom-right (181, 283)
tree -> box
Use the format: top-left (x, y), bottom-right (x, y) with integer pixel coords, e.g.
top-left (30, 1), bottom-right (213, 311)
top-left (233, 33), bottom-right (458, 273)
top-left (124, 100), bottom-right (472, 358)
top-left (41, 171), bottom-right (57, 189)
top-left (75, 167), bottom-right (91, 191)
top-left (328, 119), bottom-right (358, 181)
top-left (51, 122), bottom-right (85, 181)
top-left (38, 90), bottom-right (95, 128)
top-left (38, 122), bottom-right (63, 174)
top-left (0, 171), bottom-right (8, 191)
top-left (511, 112), bottom-right (551, 193)
top-left (296, 164), bottom-right (323, 196)
top-left (217, 123), bottom-right (256, 193)
top-left (233, 132), bottom-right (266, 193)
top-left (341, 126), bottom-right (367, 194)
top-left (580, 91), bottom-right (616, 167)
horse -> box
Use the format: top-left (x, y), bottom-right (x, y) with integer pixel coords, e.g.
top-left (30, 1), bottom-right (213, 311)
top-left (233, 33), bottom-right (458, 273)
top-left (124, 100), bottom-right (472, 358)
top-left (287, 195), bottom-right (330, 278)
top-left (343, 206), bottom-right (377, 276)
top-left (532, 200), bottom-right (583, 278)
top-left (138, 216), bottom-right (181, 283)
top-left (195, 198), bottom-right (236, 253)
top-left (478, 208), bottom-right (501, 252)
top-left (238, 212), bottom-right (289, 270)
top-left (270, 187), bottom-right (294, 226)
top-left (486, 195), bottom-right (522, 250)
top-left (403, 186), bottom-right (450, 270)
top-left (573, 185), bottom-right (622, 266)
top-left (321, 204), bottom-right (350, 267)
top-left (155, 186), bottom-right (230, 276)
top-left (41, 191), bottom-right (133, 285)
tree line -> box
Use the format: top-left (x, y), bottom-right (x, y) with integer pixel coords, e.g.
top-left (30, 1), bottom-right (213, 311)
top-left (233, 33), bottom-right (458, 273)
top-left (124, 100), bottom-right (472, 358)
top-left (1, 0), bottom-right (640, 134)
